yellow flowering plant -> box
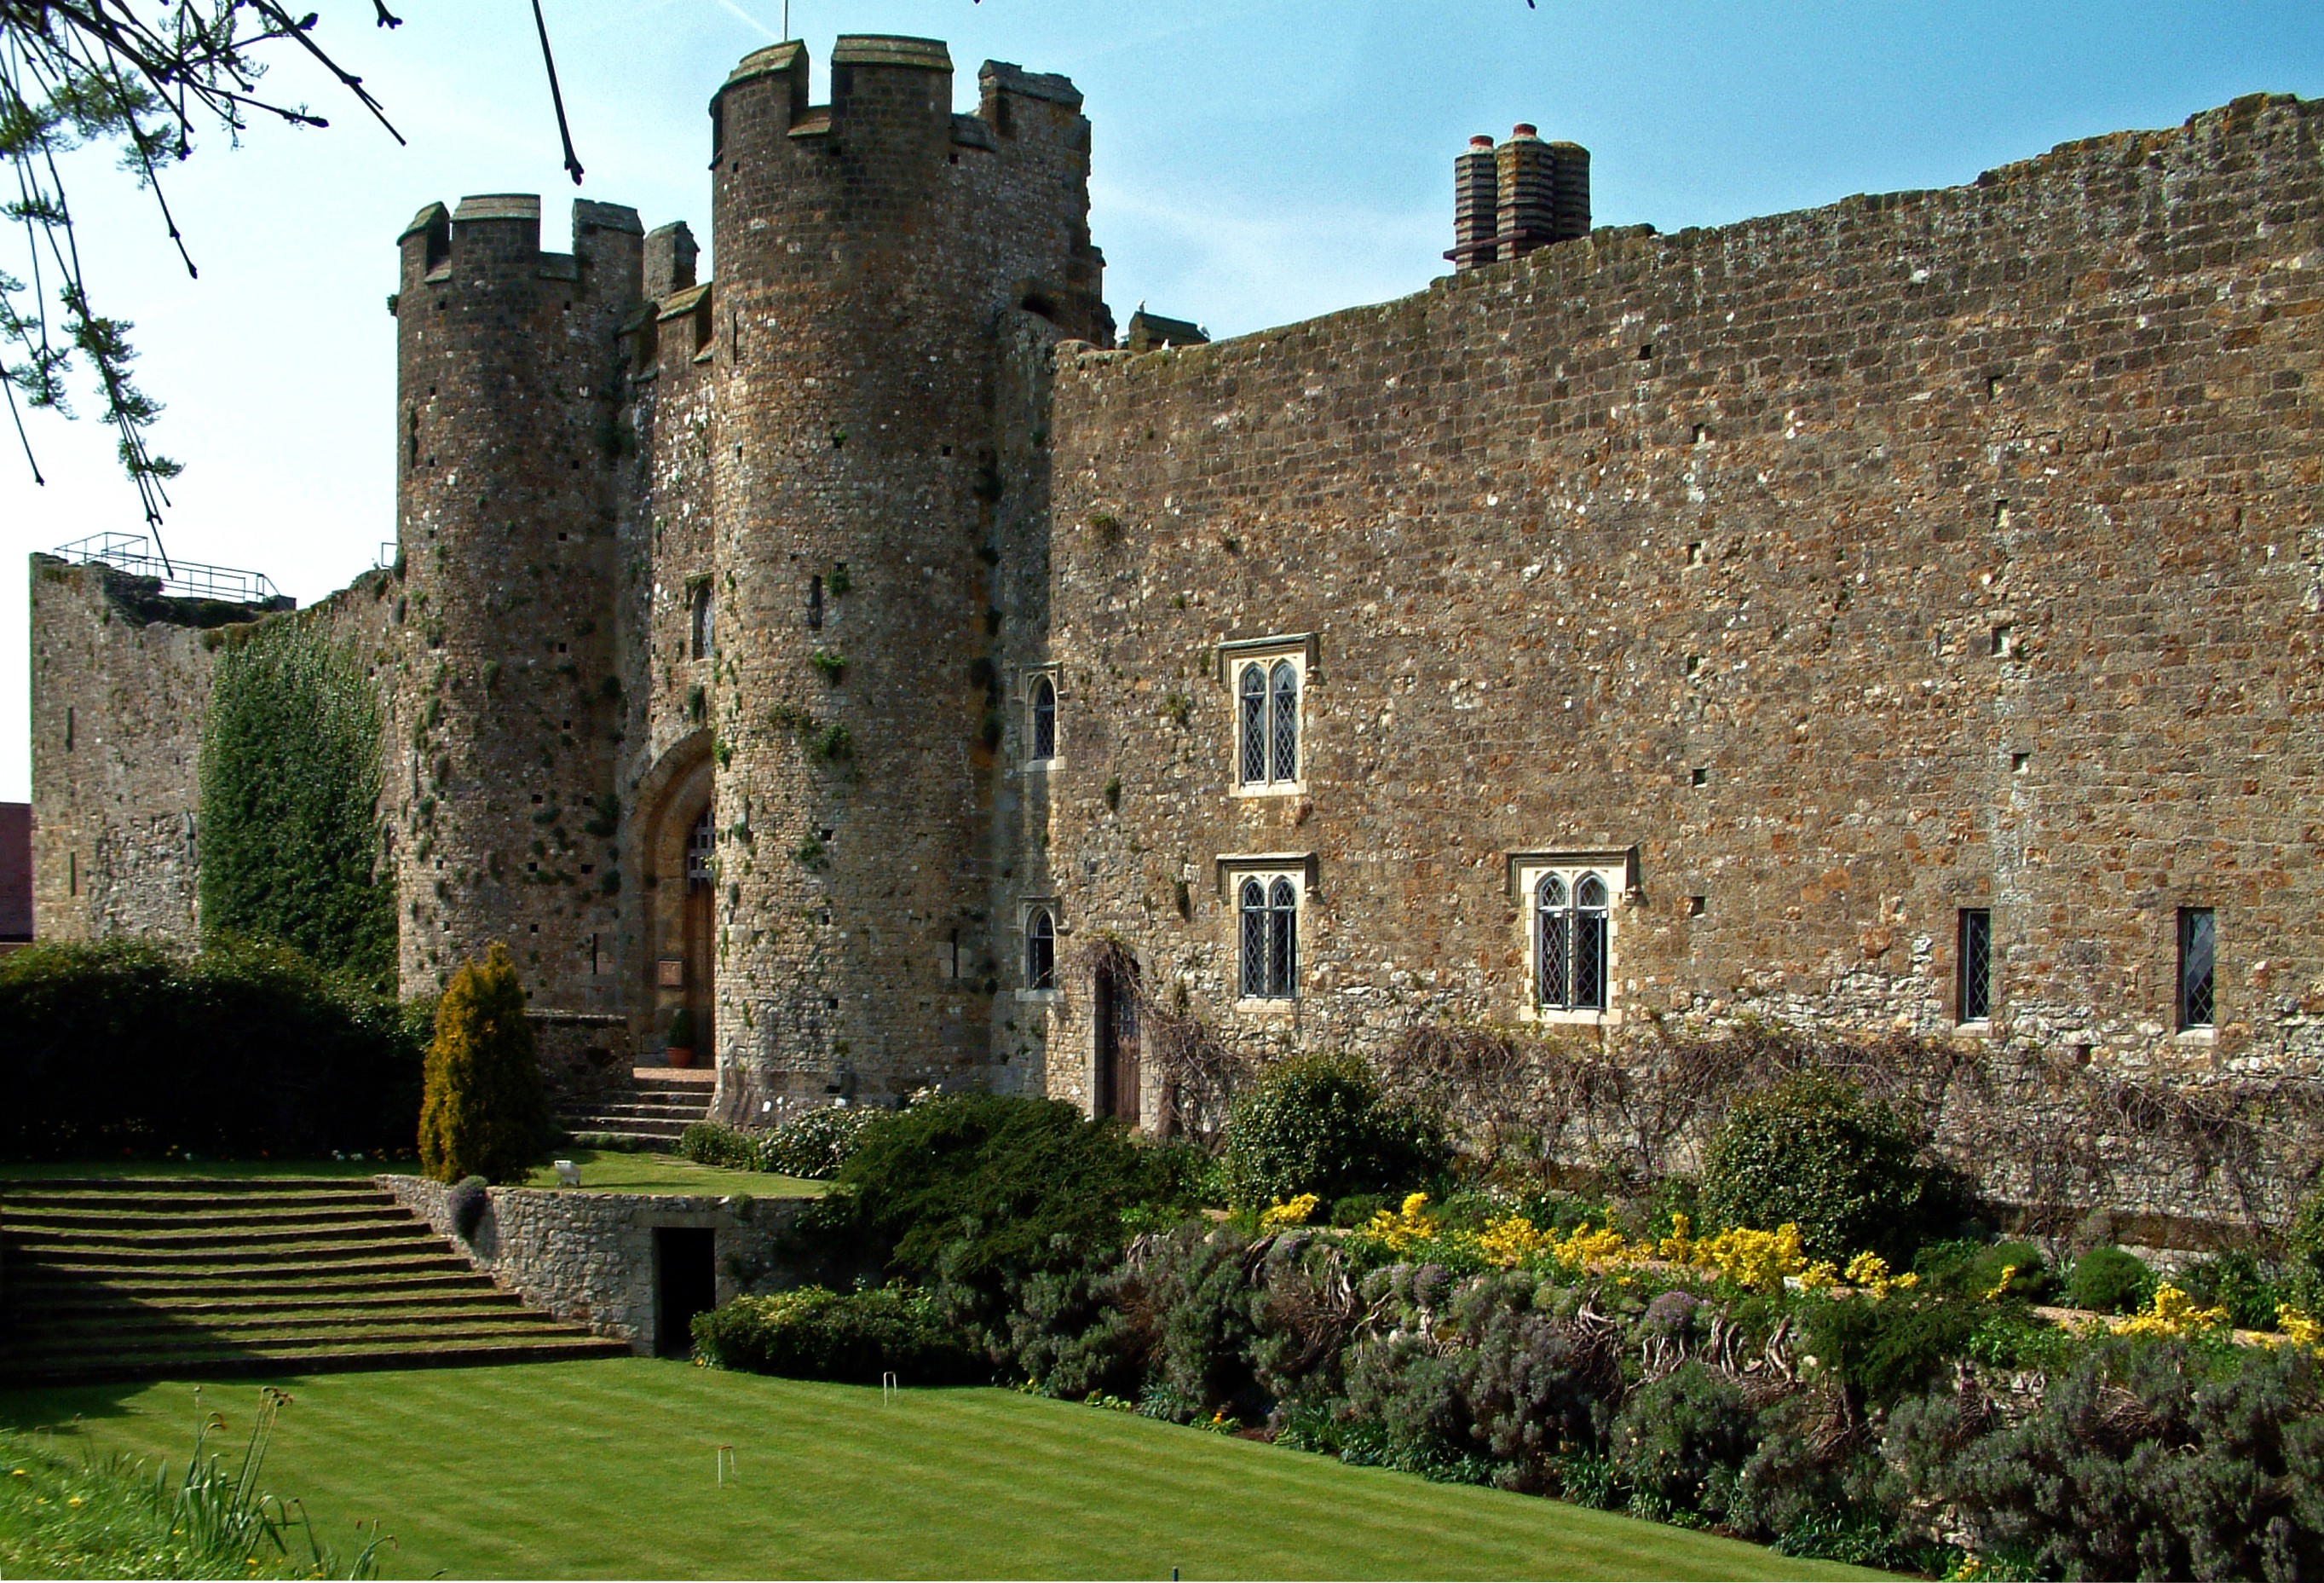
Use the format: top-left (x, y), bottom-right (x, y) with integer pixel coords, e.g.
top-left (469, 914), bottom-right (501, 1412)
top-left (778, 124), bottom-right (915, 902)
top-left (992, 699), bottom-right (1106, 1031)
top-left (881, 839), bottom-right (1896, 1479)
top-left (1259, 1193), bottom-right (1320, 1232)
top-left (2111, 1283), bottom-right (2230, 1339)
top-left (1364, 1192), bottom-right (1441, 1252)
top-left (2275, 1305), bottom-right (2323, 1350)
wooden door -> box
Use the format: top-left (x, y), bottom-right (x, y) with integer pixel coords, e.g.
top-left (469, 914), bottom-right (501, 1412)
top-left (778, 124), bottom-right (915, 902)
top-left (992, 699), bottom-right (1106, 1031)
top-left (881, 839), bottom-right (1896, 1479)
top-left (683, 809), bottom-right (715, 1041)
top-left (1097, 959), bottom-right (1141, 1124)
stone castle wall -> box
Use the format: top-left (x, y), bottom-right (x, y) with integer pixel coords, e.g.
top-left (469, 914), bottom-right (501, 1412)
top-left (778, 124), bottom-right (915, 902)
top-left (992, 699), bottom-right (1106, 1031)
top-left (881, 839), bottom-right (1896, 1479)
top-left (28, 558), bottom-right (398, 949)
top-left (1031, 95), bottom-right (2324, 1217)
top-left (26, 49), bottom-right (2324, 1234)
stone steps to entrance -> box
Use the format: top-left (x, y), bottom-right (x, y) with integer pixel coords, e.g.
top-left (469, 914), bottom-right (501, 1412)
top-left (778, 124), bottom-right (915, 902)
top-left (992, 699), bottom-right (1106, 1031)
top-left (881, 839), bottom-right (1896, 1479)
top-left (0, 1176), bottom-right (627, 1386)
top-left (558, 1065), bottom-right (714, 1152)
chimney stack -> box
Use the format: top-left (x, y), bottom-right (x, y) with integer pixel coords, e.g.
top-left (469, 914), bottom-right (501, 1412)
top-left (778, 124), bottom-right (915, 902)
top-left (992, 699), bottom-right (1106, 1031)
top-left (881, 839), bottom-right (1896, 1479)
top-left (1448, 125), bottom-right (1590, 269)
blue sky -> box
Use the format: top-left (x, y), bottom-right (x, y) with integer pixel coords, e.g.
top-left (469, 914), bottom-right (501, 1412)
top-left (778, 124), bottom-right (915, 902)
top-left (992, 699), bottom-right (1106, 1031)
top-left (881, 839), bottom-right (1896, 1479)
top-left (3, 0), bottom-right (2319, 800)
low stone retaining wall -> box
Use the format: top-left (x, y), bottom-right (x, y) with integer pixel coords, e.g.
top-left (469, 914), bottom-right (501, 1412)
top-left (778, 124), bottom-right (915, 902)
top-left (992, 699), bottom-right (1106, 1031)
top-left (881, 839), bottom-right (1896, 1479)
top-left (382, 1175), bottom-right (810, 1353)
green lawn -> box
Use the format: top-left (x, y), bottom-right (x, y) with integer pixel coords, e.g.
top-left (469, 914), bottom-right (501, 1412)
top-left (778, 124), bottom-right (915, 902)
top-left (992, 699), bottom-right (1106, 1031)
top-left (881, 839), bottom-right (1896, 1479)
top-left (520, 1150), bottom-right (825, 1198)
top-left (0, 1361), bottom-right (1879, 1580)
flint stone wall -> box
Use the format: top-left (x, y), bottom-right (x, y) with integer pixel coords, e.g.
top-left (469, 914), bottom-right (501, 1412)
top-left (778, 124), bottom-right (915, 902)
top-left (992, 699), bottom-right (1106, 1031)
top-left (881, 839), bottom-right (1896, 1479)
top-left (383, 1173), bottom-right (809, 1350)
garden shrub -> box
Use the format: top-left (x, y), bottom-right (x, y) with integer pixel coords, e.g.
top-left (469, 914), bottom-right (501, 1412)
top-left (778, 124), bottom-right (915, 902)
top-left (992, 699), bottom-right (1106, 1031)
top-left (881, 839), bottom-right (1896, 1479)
top-left (1608, 1363), bottom-right (1757, 1514)
top-left (418, 945), bottom-right (549, 1184)
top-left (2290, 1181), bottom-right (2324, 1311)
top-left (1888, 1335), bottom-right (2324, 1581)
top-left (692, 1285), bottom-right (983, 1384)
top-left (2179, 1250), bottom-right (2292, 1332)
top-left (1698, 1072), bottom-right (1939, 1262)
top-left (1913, 1238), bottom-right (2053, 1304)
top-left (447, 1176), bottom-right (489, 1242)
top-left (762, 1104), bottom-right (882, 1179)
top-left (808, 1094), bottom-right (1200, 1331)
top-left (1797, 1290), bottom-right (1979, 1415)
top-left (198, 619), bottom-right (395, 988)
top-left (678, 1120), bottom-right (764, 1171)
top-left (0, 939), bottom-right (424, 1161)
top-left (1222, 1054), bottom-right (1448, 1210)
top-left (2066, 1245), bottom-right (2156, 1315)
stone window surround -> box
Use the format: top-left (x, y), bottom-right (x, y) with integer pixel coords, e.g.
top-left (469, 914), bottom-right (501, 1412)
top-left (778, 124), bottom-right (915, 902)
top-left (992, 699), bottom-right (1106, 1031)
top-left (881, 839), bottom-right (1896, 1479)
top-left (1218, 852), bottom-right (1315, 1014)
top-left (1016, 895), bottom-right (1063, 1002)
top-left (1507, 846), bottom-right (1638, 1026)
top-left (1216, 633), bottom-right (1315, 797)
top-left (1017, 662), bottom-right (1064, 772)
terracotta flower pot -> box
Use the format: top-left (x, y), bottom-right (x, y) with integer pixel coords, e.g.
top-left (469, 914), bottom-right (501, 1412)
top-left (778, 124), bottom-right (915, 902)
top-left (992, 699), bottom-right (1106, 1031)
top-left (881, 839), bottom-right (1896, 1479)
top-left (667, 1046), bottom-right (695, 1069)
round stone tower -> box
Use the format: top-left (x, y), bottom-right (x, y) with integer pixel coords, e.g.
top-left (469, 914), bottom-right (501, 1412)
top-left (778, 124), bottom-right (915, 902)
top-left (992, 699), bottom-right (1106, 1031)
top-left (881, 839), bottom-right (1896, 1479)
top-left (701, 37), bottom-right (1104, 1110)
top-left (390, 194), bottom-right (643, 1010)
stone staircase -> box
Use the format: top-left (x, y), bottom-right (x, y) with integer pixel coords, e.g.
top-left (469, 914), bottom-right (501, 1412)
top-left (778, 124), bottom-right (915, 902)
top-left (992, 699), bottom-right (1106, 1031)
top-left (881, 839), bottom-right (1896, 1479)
top-left (561, 1066), bottom-right (716, 1150)
top-left (0, 1177), bottom-right (626, 1385)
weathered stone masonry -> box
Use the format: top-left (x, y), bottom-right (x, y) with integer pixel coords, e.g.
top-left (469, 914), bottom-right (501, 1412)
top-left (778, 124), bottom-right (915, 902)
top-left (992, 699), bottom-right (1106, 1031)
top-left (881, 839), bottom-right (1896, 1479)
top-left (26, 43), bottom-right (2324, 1230)
top-left (1036, 95), bottom-right (2324, 1222)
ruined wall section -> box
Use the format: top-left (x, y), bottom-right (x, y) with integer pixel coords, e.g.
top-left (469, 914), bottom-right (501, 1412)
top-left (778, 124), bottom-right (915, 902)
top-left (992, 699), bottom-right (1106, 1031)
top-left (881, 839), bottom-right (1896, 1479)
top-left (391, 195), bottom-right (642, 1012)
top-left (698, 38), bottom-right (1103, 1112)
top-left (1041, 95), bottom-right (2324, 1135)
top-left (28, 559), bottom-right (221, 943)
top-left (27, 558), bottom-right (401, 949)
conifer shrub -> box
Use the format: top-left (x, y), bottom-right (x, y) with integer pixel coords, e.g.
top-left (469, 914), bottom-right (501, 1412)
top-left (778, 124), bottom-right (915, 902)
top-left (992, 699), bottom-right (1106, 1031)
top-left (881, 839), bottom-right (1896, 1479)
top-left (1221, 1054), bottom-right (1449, 1210)
top-left (0, 938), bottom-right (424, 1160)
top-left (1699, 1072), bottom-right (1938, 1262)
top-left (418, 945), bottom-right (549, 1183)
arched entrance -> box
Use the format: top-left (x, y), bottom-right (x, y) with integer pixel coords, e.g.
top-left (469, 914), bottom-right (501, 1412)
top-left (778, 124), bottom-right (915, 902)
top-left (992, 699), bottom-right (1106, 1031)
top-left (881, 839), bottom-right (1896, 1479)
top-left (636, 732), bottom-right (714, 1066)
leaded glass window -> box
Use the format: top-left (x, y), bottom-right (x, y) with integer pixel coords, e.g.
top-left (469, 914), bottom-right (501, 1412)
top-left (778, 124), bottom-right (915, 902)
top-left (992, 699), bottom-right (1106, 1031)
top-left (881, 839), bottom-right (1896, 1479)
top-left (1958, 909), bottom-right (1992, 1023)
top-left (1535, 869), bottom-right (1610, 1013)
top-left (1238, 667), bottom-right (1267, 785)
top-left (1238, 875), bottom-right (1298, 999)
top-left (1270, 661), bottom-right (1300, 782)
top-left (2179, 907), bottom-right (2216, 1029)
top-left (1030, 677), bottom-right (1057, 762)
top-left (689, 583), bottom-right (714, 660)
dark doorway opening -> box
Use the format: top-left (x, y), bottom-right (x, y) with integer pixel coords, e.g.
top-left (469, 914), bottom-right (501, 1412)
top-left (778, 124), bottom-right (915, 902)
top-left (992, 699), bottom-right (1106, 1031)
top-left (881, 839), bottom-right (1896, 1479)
top-left (654, 1227), bottom-right (717, 1359)
top-left (1095, 956), bottom-right (1141, 1125)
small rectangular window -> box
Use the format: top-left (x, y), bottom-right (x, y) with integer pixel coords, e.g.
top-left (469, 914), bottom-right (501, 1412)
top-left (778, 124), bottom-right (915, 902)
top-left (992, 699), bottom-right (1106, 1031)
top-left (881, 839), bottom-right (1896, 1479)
top-left (1958, 908), bottom-right (1992, 1023)
top-left (68, 852), bottom-right (78, 897)
top-left (65, 706), bottom-right (74, 751)
top-left (2178, 907), bottom-right (2216, 1029)
top-left (807, 575), bottom-right (823, 632)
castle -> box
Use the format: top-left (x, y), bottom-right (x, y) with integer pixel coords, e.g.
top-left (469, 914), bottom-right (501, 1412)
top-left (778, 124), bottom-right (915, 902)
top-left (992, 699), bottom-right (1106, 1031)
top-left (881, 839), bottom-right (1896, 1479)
top-left (29, 38), bottom-right (2324, 1229)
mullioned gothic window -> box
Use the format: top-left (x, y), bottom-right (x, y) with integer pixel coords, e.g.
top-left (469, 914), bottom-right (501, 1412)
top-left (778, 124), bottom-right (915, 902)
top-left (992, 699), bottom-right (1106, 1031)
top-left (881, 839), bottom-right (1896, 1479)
top-left (1535, 871), bottom-right (1610, 1014)
top-left (1235, 659), bottom-right (1300, 789)
top-left (1237, 875), bottom-right (1299, 1000)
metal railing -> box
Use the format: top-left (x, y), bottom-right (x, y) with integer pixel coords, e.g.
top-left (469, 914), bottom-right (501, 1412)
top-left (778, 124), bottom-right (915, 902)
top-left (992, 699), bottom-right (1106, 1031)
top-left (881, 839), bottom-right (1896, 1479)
top-left (48, 532), bottom-right (282, 605)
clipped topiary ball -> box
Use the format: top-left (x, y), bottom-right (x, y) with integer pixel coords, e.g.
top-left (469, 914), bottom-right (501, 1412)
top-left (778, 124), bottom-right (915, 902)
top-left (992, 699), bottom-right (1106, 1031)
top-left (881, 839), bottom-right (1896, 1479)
top-left (2066, 1245), bottom-right (2156, 1316)
top-left (1699, 1071), bottom-right (1936, 1263)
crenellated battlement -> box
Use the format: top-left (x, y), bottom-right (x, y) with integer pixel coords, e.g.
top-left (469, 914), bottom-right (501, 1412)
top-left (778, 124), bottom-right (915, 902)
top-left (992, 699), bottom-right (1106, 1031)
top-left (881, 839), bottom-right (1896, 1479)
top-left (711, 36), bottom-right (1088, 176)
top-left (395, 194), bottom-right (644, 306)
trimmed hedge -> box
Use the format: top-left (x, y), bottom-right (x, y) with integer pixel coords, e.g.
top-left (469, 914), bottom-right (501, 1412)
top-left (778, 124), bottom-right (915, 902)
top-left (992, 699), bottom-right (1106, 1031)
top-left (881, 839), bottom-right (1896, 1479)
top-left (691, 1285), bottom-right (983, 1384)
top-left (1700, 1072), bottom-right (1942, 1262)
top-left (0, 939), bottom-right (425, 1160)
